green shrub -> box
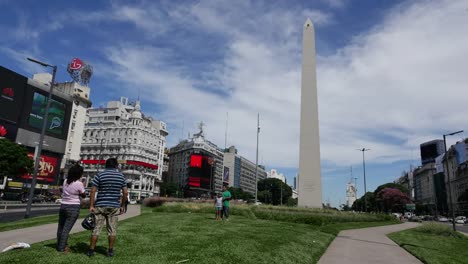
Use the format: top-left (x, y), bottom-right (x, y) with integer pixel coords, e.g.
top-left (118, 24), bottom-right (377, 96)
top-left (150, 202), bottom-right (393, 225)
top-left (413, 222), bottom-right (465, 238)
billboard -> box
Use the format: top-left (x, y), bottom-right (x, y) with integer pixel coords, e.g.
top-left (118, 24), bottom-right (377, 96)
top-left (223, 166), bottom-right (229, 184)
top-left (22, 152), bottom-right (59, 183)
top-left (0, 119), bottom-right (18, 141)
top-left (188, 154), bottom-right (213, 189)
top-left (0, 66), bottom-right (27, 123)
top-left (28, 92), bottom-right (66, 136)
top-left (19, 85), bottom-right (72, 140)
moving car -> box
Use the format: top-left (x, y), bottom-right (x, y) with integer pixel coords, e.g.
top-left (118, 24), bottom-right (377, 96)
top-left (455, 216), bottom-right (466, 224)
top-left (437, 216), bottom-right (449, 222)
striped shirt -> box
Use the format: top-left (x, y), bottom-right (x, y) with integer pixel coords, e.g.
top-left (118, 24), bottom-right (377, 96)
top-left (92, 169), bottom-right (126, 208)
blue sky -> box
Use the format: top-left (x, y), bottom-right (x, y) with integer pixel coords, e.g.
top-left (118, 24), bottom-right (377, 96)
top-left (1, 0), bottom-right (468, 207)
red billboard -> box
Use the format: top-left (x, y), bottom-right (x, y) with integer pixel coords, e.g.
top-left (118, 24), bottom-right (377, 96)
top-left (22, 152), bottom-right (58, 182)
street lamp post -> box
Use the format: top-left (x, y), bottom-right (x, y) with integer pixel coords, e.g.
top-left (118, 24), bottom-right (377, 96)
top-left (443, 130), bottom-right (463, 232)
top-left (358, 148), bottom-right (370, 212)
top-left (25, 58), bottom-right (57, 219)
top-left (254, 113), bottom-right (260, 203)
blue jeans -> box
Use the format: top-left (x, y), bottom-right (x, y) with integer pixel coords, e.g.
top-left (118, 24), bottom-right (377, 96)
top-left (56, 204), bottom-right (80, 251)
top-left (222, 206), bottom-right (230, 219)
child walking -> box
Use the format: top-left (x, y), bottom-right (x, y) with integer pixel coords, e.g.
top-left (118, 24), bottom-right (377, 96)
top-left (214, 193), bottom-right (223, 220)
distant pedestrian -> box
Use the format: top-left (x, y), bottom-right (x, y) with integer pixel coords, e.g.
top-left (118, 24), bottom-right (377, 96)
top-left (87, 158), bottom-right (128, 257)
top-left (214, 193), bottom-right (223, 220)
top-left (56, 164), bottom-right (86, 252)
top-left (124, 192), bottom-right (130, 213)
top-left (221, 185), bottom-right (232, 221)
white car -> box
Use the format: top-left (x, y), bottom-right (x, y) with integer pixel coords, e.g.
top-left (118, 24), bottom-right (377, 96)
top-left (55, 198), bottom-right (62, 204)
top-left (438, 216), bottom-right (449, 222)
top-left (455, 216), bottom-right (466, 224)
top-left (129, 199), bottom-right (137, 205)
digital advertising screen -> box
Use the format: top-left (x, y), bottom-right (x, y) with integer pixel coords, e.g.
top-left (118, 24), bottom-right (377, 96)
top-left (223, 166), bottom-right (229, 184)
top-left (0, 119), bottom-right (18, 141)
top-left (188, 154), bottom-right (213, 189)
top-left (0, 66), bottom-right (27, 123)
top-left (22, 152), bottom-right (59, 183)
top-left (28, 92), bottom-right (66, 136)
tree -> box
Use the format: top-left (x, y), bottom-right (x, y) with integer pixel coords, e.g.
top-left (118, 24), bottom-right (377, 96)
top-left (227, 187), bottom-right (253, 201)
top-left (377, 188), bottom-right (411, 213)
top-left (352, 192), bottom-right (376, 212)
top-left (0, 139), bottom-right (33, 178)
top-left (160, 182), bottom-right (179, 197)
top-left (374, 183), bottom-right (409, 196)
top-left (257, 178), bottom-right (292, 205)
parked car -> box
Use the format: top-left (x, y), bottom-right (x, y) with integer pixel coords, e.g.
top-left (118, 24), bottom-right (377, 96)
top-left (55, 198), bottom-right (62, 204)
top-left (391, 213), bottom-right (402, 219)
top-left (129, 199), bottom-right (137, 205)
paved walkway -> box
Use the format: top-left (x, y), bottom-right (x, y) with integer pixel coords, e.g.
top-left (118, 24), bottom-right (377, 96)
top-left (318, 222), bottom-right (422, 264)
top-left (0, 205), bottom-right (140, 252)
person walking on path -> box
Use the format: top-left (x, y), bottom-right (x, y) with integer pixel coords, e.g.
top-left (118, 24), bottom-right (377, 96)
top-left (221, 185), bottom-right (232, 221)
top-left (87, 158), bottom-right (128, 257)
top-left (56, 164), bottom-right (86, 252)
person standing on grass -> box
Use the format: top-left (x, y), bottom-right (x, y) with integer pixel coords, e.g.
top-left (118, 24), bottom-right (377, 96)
top-left (214, 193), bottom-right (223, 220)
top-left (56, 164), bottom-right (86, 253)
top-left (221, 185), bottom-right (232, 221)
top-left (87, 158), bottom-right (128, 257)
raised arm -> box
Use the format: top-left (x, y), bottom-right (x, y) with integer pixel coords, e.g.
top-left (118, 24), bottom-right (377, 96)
top-left (89, 186), bottom-right (97, 213)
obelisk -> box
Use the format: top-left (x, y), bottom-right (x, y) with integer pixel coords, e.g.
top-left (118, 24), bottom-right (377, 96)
top-left (298, 18), bottom-right (322, 208)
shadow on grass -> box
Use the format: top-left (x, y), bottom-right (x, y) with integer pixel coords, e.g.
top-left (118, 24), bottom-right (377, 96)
top-left (44, 242), bottom-right (107, 255)
top-left (399, 243), bottom-right (440, 251)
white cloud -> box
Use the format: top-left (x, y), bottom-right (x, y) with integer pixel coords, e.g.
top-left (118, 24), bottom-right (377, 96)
top-left (96, 0), bottom-right (468, 172)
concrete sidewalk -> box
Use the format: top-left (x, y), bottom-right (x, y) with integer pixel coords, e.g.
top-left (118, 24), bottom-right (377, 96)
top-left (0, 205), bottom-right (140, 252)
top-left (318, 222), bottom-right (422, 264)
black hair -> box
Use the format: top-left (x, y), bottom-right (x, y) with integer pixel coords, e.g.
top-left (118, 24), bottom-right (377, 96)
top-left (66, 164), bottom-right (84, 185)
top-left (105, 158), bottom-right (119, 169)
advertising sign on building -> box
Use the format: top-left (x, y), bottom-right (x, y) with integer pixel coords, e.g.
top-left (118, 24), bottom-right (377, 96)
top-left (0, 119), bottom-right (18, 141)
top-left (28, 92), bottom-right (66, 135)
top-left (0, 66), bottom-right (27, 123)
top-left (22, 153), bottom-right (58, 182)
top-left (223, 166), bottom-right (229, 184)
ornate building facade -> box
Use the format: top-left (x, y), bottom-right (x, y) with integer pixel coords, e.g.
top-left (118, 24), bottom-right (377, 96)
top-left (80, 97), bottom-right (168, 200)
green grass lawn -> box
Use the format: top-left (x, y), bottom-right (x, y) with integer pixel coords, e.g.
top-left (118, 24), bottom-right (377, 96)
top-left (0, 209), bottom-right (89, 232)
top-left (0, 206), bottom-right (397, 264)
top-left (389, 224), bottom-right (468, 264)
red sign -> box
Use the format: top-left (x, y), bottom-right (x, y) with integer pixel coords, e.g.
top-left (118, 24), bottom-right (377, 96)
top-left (0, 125), bottom-right (6, 137)
top-left (69, 58), bottom-right (83, 70)
top-left (22, 153), bottom-right (58, 182)
top-left (2, 87), bottom-right (14, 98)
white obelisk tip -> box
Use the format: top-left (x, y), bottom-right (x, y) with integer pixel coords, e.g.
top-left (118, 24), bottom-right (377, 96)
top-left (304, 18), bottom-right (313, 28)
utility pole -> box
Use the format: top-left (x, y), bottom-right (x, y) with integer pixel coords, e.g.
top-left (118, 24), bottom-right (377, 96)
top-left (357, 148), bottom-right (370, 212)
top-left (254, 113), bottom-right (260, 203)
top-left (25, 58), bottom-right (57, 219)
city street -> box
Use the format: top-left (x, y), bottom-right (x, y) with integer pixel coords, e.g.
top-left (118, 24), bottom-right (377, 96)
top-left (0, 204), bottom-right (60, 223)
top-left (442, 222), bottom-right (468, 234)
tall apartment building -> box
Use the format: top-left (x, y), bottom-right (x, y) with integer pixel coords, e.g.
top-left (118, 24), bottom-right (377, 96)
top-left (32, 73), bottom-right (93, 169)
top-left (346, 181), bottom-right (357, 208)
top-left (168, 124), bottom-right (224, 197)
top-left (420, 139), bottom-right (445, 165)
top-left (413, 163), bottom-right (437, 207)
top-left (80, 97), bottom-right (168, 199)
top-left (223, 146), bottom-right (267, 195)
top-left (267, 169), bottom-right (286, 183)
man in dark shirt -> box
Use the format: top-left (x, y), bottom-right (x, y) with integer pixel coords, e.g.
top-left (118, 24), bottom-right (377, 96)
top-left (87, 158), bottom-right (127, 257)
